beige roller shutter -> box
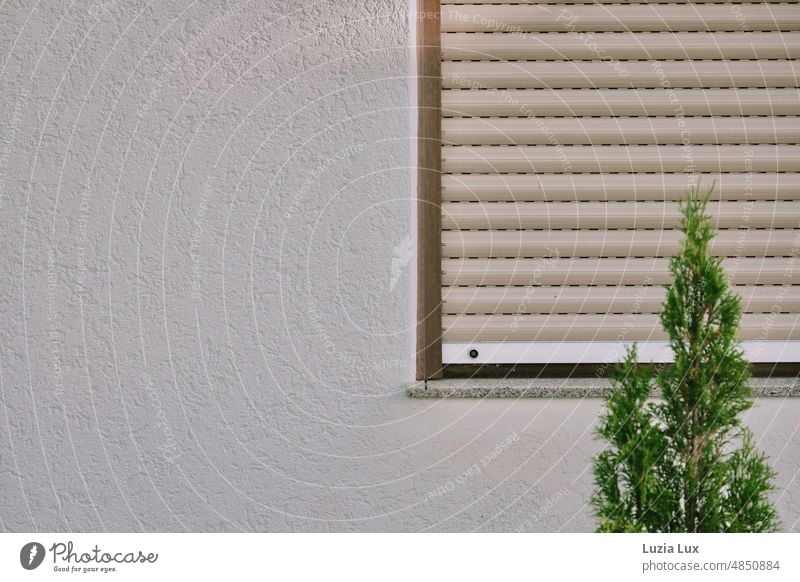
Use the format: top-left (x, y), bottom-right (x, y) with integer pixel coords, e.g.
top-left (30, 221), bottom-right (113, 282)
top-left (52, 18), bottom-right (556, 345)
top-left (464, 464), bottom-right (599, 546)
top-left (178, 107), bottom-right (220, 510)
top-left (439, 0), bottom-right (800, 363)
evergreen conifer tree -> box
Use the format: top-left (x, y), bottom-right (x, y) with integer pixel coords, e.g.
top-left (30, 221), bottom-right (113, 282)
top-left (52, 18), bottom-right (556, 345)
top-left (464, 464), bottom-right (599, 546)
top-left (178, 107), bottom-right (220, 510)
top-left (592, 185), bottom-right (777, 532)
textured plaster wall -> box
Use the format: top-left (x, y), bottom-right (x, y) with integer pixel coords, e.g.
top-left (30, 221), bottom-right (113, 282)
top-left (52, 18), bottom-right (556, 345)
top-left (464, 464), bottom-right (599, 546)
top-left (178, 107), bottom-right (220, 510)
top-left (1, 0), bottom-right (799, 532)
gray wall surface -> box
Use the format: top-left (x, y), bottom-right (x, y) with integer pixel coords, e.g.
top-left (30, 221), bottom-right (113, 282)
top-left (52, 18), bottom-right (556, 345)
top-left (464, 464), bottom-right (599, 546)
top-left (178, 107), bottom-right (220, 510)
top-left (1, 0), bottom-right (798, 532)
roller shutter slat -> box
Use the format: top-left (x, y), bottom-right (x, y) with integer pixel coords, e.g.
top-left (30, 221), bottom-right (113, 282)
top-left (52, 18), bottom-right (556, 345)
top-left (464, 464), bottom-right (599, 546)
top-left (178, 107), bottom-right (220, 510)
top-left (441, 145), bottom-right (800, 173)
top-left (442, 5), bottom-right (800, 33)
top-left (443, 61), bottom-right (799, 89)
top-left (442, 174), bottom-right (800, 202)
top-left (443, 32), bottom-right (800, 61)
top-left (443, 117), bottom-right (800, 146)
top-left (442, 257), bottom-right (797, 286)
top-left (442, 230), bottom-right (800, 258)
top-left (442, 201), bottom-right (800, 230)
top-left (442, 314), bottom-right (800, 341)
top-left (442, 89), bottom-right (800, 118)
top-left (442, 286), bottom-right (800, 315)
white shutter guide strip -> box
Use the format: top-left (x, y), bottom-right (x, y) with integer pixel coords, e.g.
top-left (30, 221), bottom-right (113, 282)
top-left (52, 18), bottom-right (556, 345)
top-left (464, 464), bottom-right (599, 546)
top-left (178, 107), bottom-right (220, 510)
top-left (442, 342), bottom-right (800, 364)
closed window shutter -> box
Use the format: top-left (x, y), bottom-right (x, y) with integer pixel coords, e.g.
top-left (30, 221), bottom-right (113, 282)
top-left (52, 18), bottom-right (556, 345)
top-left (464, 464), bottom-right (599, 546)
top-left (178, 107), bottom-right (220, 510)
top-left (439, 0), bottom-right (800, 364)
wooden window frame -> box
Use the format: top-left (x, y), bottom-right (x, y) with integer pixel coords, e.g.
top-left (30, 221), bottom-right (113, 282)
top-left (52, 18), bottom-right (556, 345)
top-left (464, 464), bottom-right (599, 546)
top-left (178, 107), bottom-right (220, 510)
top-left (415, 0), bottom-right (799, 379)
top-left (416, 0), bottom-right (443, 380)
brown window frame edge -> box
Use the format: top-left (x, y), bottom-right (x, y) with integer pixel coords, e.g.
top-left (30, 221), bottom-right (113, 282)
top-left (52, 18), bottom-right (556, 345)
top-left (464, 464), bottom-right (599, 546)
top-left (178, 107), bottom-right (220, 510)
top-left (416, 0), bottom-right (443, 380)
top-left (413, 1), bottom-right (798, 381)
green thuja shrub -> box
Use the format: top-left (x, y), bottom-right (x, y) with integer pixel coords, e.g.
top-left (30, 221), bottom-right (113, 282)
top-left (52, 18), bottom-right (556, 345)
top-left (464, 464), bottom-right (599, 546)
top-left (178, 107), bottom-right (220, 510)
top-left (592, 185), bottom-right (777, 533)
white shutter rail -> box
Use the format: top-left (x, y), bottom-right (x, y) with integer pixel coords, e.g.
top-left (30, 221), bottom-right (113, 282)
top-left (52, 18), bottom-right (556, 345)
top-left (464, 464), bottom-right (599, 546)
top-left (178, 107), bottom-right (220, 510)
top-left (439, 0), bottom-right (800, 364)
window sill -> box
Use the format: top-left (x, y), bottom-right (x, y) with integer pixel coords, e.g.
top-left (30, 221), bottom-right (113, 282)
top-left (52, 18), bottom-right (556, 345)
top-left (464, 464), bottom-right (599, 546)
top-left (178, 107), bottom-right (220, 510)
top-left (406, 377), bottom-right (800, 399)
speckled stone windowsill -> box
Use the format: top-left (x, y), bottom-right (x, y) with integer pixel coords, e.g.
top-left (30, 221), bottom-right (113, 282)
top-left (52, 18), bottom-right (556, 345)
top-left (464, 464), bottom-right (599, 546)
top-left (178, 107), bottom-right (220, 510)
top-left (406, 377), bottom-right (800, 399)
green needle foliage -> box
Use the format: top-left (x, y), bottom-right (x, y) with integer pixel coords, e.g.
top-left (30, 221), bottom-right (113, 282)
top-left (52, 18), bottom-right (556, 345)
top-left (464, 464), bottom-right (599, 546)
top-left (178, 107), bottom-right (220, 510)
top-left (592, 184), bottom-right (778, 533)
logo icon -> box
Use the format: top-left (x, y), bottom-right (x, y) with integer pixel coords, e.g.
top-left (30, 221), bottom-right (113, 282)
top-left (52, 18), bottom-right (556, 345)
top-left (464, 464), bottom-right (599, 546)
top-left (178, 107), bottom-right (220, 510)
top-left (389, 234), bottom-right (413, 292)
top-left (20, 542), bottom-right (45, 570)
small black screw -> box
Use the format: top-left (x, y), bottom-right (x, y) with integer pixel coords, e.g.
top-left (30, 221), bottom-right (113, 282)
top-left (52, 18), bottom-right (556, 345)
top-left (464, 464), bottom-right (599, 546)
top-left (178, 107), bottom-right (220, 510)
top-left (468, 349), bottom-right (479, 359)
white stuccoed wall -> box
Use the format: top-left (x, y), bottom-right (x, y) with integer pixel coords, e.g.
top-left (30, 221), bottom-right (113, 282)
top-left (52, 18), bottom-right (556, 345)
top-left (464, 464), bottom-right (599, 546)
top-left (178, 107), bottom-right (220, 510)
top-left (1, 0), bottom-right (798, 532)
